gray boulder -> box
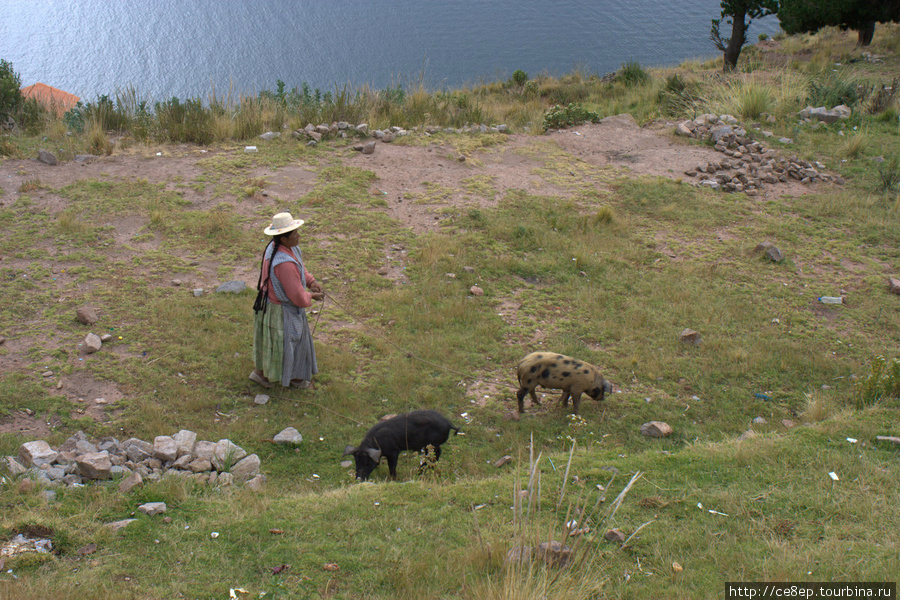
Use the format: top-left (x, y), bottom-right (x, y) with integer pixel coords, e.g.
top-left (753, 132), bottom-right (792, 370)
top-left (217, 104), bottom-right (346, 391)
top-left (19, 441), bottom-right (58, 468)
top-left (216, 280), bottom-right (246, 294)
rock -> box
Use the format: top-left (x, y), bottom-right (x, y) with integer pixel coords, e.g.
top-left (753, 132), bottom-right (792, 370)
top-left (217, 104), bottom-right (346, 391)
top-left (74, 154), bottom-right (98, 164)
top-left (259, 131), bottom-right (280, 140)
top-left (709, 125), bottom-right (734, 143)
top-left (192, 440), bottom-right (217, 462)
top-left (75, 439), bottom-right (99, 455)
top-left (188, 459), bottom-right (212, 473)
top-left (537, 541), bottom-right (574, 567)
top-left (38, 149), bottom-right (58, 165)
top-left (754, 241), bottom-right (784, 263)
top-left (77, 452), bottom-right (112, 480)
top-left (118, 471), bottom-right (143, 494)
top-left (18, 441), bottom-right (58, 468)
top-left (376, 266), bottom-right (390, 276)
top-left (273, 427), bottom-right (303, 446)
top-left (640, 421), bottom-right (673, 438)
top-left (381, 132), bottom-right (395, 143)
top-left (505, 545), bottom-right (533, 564)
top-left (604, 528), bottom-right (626, 543)
top-left (231, 454), bottom-right (261, 482)
top-left (362, 141), bottom-right (376, 155)
top-left (494, 455), bottom-right (513, 468)
top-left (254, 394), bottom-right (269, 405)
top-left (172, 455), bottom-right (192, 469)
top-left (76, 306), bottom-right (99, 325)
top-left (888, 277), bottom-right (900, 295)
top-left (753, 417), bottom-right (767, 424)
top-left (5, 456), bottom-right (28, 476)
top-left (216, 280), bottom-right (246, 294)
top-left (217, 472), bottom-right (235, 486)
top-left (83, 333), bottom-right (102, 353)
top-left (679, 328), bottom-right (701, 345)
top-left (778, 137), bottom-right (793, 145)
top-left (675, 121), bottom-right (694, 137)
top-left (107, 519), bottom-right (137, 532)
top-left (100, 333), bottom-right (113, 342)
top-left (212, 440), bottom-right (247, 472)
top-left (138, 501), bottom-right (167, 516)
top-left (463, 266), bottom-right (475, 273)
top-left (356, 123), bottom-right (369, 135)
top-left (153, 436), bottom-right (178, 462)
top-left (172, 430), bottom-right (197, 457)
top-left (123, 438), bottom-right (153, 462)
top-left (247, 474), bottom-right (267, 492)
top-left (781, 419), bottom-right (796, 429)
top-left (739, 430), bottom-right (757, 441)
top-left (469, 286), bottom-right (484, 297)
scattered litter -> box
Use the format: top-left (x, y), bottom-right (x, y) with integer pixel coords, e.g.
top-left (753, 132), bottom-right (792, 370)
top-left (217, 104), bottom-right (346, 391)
top-left (829, 471), bottom-right (839, 481)
top-left (574, 132), bottom-right (582, 136)
top-left (244, 146), bottom-right (258, 153)
top-left (473, 504), bottom-right (487, 510)
top-left (210, 532), bottom-right (219, 539)
top-left (0, 535), bottom-right (52, 557)
top-left (846, 437), bottom-right (857, 444)
top-left (272, 564), bottom-right (289, 574)
top-left (229, 589), bottom-right (249, 599)
top-left (697, 502), bottom-right (703, 510)
top-left (754, 393), bottom-right (771, 401)
top-left (156, 152), bottom-right (162, 156)
top-left (708, 509), bottom-right (729, 516)
top-left (324, 563), bottom-right (339, 571)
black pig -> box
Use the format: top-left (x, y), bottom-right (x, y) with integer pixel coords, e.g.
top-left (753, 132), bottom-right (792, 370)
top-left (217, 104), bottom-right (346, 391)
top-left (343, 410), bottom-right (460, 481)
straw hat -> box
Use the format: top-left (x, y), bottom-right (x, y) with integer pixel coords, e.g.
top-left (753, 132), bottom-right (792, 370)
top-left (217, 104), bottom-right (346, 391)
top-left (263, 212), bottom-right (304, 235)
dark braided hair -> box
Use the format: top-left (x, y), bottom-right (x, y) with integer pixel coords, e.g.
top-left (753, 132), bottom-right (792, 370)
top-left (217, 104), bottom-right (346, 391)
top-left (253, 234), bottom-right (286, 314)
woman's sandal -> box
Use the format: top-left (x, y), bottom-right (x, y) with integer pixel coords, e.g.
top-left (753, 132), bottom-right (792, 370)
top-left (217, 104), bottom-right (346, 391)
top-left (290, 379), bottom-right (311, 389)
top-left (249, 371), bottom-right (274, 388)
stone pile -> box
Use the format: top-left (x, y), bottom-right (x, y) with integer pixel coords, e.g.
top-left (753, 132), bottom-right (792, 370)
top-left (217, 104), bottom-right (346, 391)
top-left (676, 113), bottom-right (844, 195)
top-left (5, 429), bottom-right (275, 490)
top-left (290, 121), bottom-right (509, 146)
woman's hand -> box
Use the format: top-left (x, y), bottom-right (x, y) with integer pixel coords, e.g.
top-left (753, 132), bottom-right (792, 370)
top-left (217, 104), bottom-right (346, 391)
top-left (311, 292), bottom-right (324, 301)
top-left (308, 281), bottom-right (323, 294)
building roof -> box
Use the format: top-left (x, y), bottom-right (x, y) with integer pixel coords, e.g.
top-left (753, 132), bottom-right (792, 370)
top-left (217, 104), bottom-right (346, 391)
top-left (21, 83), bottom-right (80, 116)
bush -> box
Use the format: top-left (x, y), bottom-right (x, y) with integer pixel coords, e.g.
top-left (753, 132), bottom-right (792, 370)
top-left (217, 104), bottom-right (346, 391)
top-left (617, 61), bottom-right (651, 87)
top-left (807, 71), bottom-right (859, 108)
top-left (155, 97), bottom-right (213, 145)
top-left (541, 103), bottom-right (601, 130)
top-left (855, 355), bottom-right (900, 408)
top-left (658, 74), bottom-right (705, 117)
top-left (0, 59), bottom-right (23, 119)
top-left (511, 69), bottom-right (528, 86)
top-left (877, 156), bottom-right (900, 194)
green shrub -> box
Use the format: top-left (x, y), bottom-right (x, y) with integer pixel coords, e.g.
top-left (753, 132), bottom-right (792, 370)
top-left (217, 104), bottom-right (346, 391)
top-left (877, 156), bottom-right (900, 194)
top-left (617, 61), bottom-right (651, 87)
top-left (0, 58), bottom-right (23, 119)
top-left (807, 71), bottom-right (859, 108)
top-left (63, 102), bottom-right (86, 133)
top-left (541, 103), bottom-right (601, 130)
top-left (855, 355), bottom-right (900, 408)
top-left (511, 69), bottom-right (529, 86)
top-left (155, 97), bottom-right (213, 144)
top-left (658, 74), bottom-right (705, 117)
top-left (82, 95), bottom-right (130, 131)
top-left (17, 97), bottom-right (49, 135)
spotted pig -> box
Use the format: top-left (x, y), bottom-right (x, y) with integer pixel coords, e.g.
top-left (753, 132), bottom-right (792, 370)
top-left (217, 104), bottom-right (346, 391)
top-left (516, 352), bottom-right (612, 415)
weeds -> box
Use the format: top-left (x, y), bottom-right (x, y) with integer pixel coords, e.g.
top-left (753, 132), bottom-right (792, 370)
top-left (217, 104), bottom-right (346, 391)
top-left (541, 103), bottom-right (600, 130)
top-left (855, 355), bottom-right (900, 407)
top-left (877, 155), bottom-right (900, 193)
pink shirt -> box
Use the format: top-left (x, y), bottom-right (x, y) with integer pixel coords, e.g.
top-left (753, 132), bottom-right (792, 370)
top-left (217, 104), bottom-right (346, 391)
top-left (261, 246), bottom-right (317, 308)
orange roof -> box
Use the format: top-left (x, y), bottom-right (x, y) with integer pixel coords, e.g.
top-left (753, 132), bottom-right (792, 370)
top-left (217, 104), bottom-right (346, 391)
top-left (21, 83), bottom-right (80, 116)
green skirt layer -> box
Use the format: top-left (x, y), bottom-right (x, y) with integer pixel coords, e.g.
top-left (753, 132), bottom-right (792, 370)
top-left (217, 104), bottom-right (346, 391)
top-left (253, 303), bottom-right (285, 385)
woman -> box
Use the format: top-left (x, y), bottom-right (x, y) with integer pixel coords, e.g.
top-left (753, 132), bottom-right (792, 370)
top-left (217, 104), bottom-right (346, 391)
top-left (251, 212), bottom-right (323, 389)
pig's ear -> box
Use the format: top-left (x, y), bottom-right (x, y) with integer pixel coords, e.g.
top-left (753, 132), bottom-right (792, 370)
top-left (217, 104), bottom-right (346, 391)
top-left (343, 445), bottom-right (357, 456)
top-left (366, 448), bottom-right (382, 464)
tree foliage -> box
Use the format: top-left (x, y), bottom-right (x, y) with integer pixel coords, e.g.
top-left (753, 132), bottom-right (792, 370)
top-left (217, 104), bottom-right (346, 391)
top-left (711, 0), bottom-right (779, 72)
top-left (0, 59), bottom-right (23, 119)
top-left (777, 0), bottom-right (900, 46)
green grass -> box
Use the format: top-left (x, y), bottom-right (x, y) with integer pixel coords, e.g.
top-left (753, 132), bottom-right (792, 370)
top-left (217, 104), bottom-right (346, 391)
top-left (1, 25), bottom-right (900, 599)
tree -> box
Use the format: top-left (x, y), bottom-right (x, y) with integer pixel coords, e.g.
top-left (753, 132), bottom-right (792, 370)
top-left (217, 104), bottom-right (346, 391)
top-left (0, 59), bottom-right (23, 119)
top-left (711, 0), bottom-right (779, 72)
top-left (777, 0), bottom-right (900, 46)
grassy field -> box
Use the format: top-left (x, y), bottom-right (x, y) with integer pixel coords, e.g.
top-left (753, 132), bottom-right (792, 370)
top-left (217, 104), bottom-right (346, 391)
top-left (1, 26), bottom-right (900, 599)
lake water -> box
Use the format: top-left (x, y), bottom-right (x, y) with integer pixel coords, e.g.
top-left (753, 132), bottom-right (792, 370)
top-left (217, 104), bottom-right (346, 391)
top-left (1, 0), bottom-right (782, 103)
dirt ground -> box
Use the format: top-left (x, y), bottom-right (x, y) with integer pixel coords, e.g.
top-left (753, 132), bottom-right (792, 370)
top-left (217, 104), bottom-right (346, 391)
top-left (0, 115), bottom-right (814, 436)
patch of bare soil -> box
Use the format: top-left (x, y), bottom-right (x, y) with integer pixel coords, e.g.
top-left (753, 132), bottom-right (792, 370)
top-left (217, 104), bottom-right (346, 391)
top-left (0, 116), bottom-right (819, 433)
